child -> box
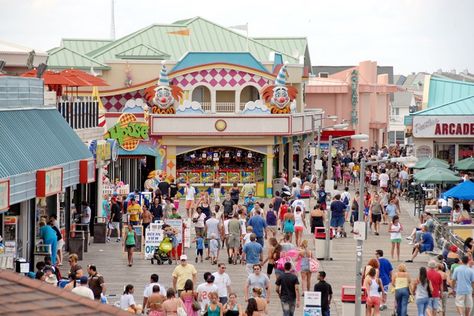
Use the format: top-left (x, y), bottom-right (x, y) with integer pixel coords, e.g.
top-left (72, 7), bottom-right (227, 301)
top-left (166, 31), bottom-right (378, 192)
top-left (243, 226), bottom-right (253, 246)
top-left (194, 233), bottom-right (204, 263)
top-left (209, 234), bottom-right (219, 265)
top-left (43, 266), bottom-right (58, 286)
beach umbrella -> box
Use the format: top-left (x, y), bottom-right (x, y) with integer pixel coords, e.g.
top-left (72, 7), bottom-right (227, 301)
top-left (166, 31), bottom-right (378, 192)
top-left (414, 167), bottom-right (461, 184)
top-left (442, 180), bottom-right (474, 200)
top-left (413, 157), bottom-right (449, 169)
top-left (454, 157), bottom-right (474, 171)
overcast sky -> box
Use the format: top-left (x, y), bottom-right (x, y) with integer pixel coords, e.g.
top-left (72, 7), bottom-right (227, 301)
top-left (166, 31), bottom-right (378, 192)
top-left (1, 0), bottom-right (473, 74)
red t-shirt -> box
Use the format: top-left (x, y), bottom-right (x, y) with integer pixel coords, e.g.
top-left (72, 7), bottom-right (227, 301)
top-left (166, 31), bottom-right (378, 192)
top-left (279, 204), bottom-right (288, 221)
top-left (427, 269), bottom-right (442, 298)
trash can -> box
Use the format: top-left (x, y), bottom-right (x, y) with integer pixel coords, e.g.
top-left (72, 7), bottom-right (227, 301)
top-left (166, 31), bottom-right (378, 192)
top-left (15, 258), bottom-right (29, 274)
top-left (75, 224), bottom-right (89, 252)
top-left (314, 227), bottom-right (334, 259)
top-left (93, 217), bottom-right (107, 243)
top-left (341, 286), bottom-right (367, 316)
top-left (69, 231), bottom-right (85, 260)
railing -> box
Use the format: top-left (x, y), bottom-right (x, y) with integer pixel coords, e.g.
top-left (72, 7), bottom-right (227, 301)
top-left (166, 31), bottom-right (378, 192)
top-left (201, 102), bottom-right (237, 113)
top-left (389, 115), bottom-right (404, 123)
top-left (57, 96), bottom-right (99, 129)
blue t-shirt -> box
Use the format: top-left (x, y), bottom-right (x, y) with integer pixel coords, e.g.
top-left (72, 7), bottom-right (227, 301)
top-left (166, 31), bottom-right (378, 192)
top-left (386, 204), bottom-right (397, 218)
top-left (330, 200), bottom-right (346, 218)
top-left (378, 257), bottom-right (393, 286)
top-left (421, 232), bottom-right (434, 250)
top-left (452, 265), bottom-right (474, 295)
top-left (245, 197), bottom-right (256, 212)
top-left (196, 237), bottom-right (204, 250)
top-left (243, 241), bottom-right (263, 264)
top-left (248, 216), bottom-right (267, 238)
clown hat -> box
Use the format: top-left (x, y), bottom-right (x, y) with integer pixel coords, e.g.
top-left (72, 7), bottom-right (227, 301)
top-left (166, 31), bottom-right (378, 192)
top-left (159, 63), bottom-right (169, 86)
top-left (275, 63), bottom-right (288, 86)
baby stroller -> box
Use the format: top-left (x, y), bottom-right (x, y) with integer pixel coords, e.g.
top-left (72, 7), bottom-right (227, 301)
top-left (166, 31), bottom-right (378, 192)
top-left (150, 236), bottom-right (173, 265)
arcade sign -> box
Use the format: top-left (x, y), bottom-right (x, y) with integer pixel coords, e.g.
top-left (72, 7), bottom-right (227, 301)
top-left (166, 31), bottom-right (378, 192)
top-left (37, 167), bottom-right (63, 197)
top-left (0, 179), bottom-right (10, 211)
top-left (413, 116), bottom-right (474, 138)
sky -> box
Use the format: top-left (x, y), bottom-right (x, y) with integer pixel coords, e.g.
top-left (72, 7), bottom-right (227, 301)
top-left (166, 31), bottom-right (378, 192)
top-left (1, 0), bottom-right (473, 74)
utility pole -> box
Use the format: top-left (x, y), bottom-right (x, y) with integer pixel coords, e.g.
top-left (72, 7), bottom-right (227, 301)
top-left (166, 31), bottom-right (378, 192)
top-left (110, 0), bottom-right (116, 40)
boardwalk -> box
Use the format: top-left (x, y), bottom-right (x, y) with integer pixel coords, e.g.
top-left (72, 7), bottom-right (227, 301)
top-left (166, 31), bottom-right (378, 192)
top-left (61, 196), bottom-right (456, 315)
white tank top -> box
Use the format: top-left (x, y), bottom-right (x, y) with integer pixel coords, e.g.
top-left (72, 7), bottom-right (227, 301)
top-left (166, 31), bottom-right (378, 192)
top-left (390, 223), bottom-right (402, 240)
top-left (294, 211), bottom-right (304, 227)
top-left (369, 279), bottom-right (380, 297)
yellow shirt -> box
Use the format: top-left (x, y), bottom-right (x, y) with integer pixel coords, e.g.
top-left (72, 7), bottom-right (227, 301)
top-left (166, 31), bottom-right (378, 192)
top-left (172, 264), bottom-right (197, 290)
top-left (127, 204), bottom-right (142, 222)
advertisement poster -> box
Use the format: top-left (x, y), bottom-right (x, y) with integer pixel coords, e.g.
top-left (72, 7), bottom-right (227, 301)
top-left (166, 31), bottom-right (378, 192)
top-left (165, 219), bottom-right (183, 244)
top-left (144, 229), bottom-right (164, 259)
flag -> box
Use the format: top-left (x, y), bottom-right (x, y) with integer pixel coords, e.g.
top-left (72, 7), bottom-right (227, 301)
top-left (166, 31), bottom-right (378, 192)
top-left (229, 23), bottom-right (248, 32)
top-left (168, 28), bottom-right (190, 36)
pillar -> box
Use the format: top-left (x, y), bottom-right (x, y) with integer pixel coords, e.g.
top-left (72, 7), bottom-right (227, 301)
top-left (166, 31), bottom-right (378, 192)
top-left (235, 89), bottom-right (241, 113)
top-left (210, 88), bottom-right (217, 113)
top-left (298, 140), bottom-right (304, 173)
top-left (265, 145), bottom-right (274, 198)
top-left (288, 141), bottom-right (294, 180)
top-left (278, 143), bottom-right (285, 174)
top-left (165, 146), bottom-right (176, 180)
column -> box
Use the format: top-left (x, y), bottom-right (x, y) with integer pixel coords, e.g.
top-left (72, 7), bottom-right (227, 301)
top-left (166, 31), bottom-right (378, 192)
top-left (298, 140), bottom-right (304, 173)
top-left (265, 145), bottom-right (274, 198)
top-left (278, 143), bottom-right (285, 174)
top-left (288, 141), bottom-right (294, 180)
top-left (234, 89), bottom-right (241, 113)
top-left (210, 88), bottom-right (217, 113)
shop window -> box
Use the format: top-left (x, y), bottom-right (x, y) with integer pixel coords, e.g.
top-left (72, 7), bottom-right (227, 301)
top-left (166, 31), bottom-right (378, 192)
top-left (434, 143), bottom-right (455, 164)
top-left (459, 144), bottom-right (474, 160)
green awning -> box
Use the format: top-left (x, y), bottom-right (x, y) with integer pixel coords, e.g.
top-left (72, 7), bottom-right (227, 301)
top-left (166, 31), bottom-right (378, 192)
top-left (0, 108), bottom-right (92, 178)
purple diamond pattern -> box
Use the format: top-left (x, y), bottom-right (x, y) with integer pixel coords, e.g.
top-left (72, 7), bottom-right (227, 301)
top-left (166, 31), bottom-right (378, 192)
top-left (209, 69), bottom-right (218, 76)
top-left (103, 89), bottom-right (146, 112)
top-left (172, 68), bottom-right (270, 89)
top-left (209, 79), bottom-right (218, 86)
top-left (228, 79), bottom-right (237, 87)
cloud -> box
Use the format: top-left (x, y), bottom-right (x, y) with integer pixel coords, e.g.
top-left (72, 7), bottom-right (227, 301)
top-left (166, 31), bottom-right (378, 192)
top-left (176, 100), bottom-right (204, 114)
top-left (241, 100), bottom-right (270, 114)
top-left (123, 98), bottom-right (148, 113)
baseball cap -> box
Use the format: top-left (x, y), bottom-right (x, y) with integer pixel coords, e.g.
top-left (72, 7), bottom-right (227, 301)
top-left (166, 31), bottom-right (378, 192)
top-left (180, 254), bottom-right (188, 261)
top-left (79, 276), bottom-right (89, 285)
top-left (206, 274), bottom-right (215, 283)
top-left (450, 245), bottom-right (458, 253)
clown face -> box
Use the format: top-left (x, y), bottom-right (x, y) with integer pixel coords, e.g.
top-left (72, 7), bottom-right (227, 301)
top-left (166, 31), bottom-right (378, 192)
top-left (271, 86), bottom-right (290, 109)
top-left (153, 86), bottom-right (174, 109)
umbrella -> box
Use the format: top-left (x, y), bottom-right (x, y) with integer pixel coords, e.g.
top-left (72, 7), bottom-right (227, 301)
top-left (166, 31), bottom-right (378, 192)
top-left (454, 157), bottom-right (474, 171)
top-left (414, 167), bottom-right (461, 184)
top-left (413, 157), bottom-right (449, 169)
top-left (442, 180), bottom-right (474, 200)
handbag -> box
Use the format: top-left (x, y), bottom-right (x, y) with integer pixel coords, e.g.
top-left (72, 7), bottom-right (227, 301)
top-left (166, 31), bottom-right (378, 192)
top-left (192, 299), bottom-right (201, 311)
top-left (309, 258), bottom-right (319, 273)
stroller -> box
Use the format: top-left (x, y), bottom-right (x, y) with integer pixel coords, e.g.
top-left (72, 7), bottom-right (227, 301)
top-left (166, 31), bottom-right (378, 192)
top-left (150, 236), bottom-right (173, 265)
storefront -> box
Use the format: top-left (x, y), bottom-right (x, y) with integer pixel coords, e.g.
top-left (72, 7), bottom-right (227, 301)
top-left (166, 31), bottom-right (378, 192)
top-left (0, 76), bottom-right (93, 271)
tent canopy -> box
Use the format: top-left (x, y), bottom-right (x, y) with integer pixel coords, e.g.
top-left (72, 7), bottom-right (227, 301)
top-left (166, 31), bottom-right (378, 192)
top-left (413, 167), bottom-right (461, 184)
top-left (454, 157), bottom-right (474, 171)
top-left (442, 180), bottom-right (474, 200)
top-left (413, 157), bottom-right (449, 169)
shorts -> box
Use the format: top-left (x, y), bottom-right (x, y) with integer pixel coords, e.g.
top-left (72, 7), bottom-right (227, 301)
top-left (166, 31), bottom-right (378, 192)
top-left (295, 226), bottom-right (304, 233)
top-left (57, 239), bottom-right (65, 251)
top-left (206, 239), bottom-right (221, 249)
top-left (196, 249), bottom-right (203, 256)
top-left (125, 244), bottom-right (135, 249)
top-left (371, 180), bottom-right (378, 186)
top-left (371, 214), bottom-right (381, 223)
top-left (330, 216), bottom-right (345, 228)
top-left (366, 296), bottom-right (381, 307)
top-left (227, 234), bottom-right (240, 249)
top-left (428, 297), bottom-right (440, 310)
top-left (210, 249), bottom-right (218, 257)
top-left (267, 263), bottom-right (274, 275)
top-left (110, 221), bottom-right (120, 230)
top-left (420, 244), bottom-right (433, 253)
top-left (391, 238), bottom-right (402, 243)
top-left (455, 294), bottom-right (473, 308)
top-left (185, 200), bottom-right (194, 209)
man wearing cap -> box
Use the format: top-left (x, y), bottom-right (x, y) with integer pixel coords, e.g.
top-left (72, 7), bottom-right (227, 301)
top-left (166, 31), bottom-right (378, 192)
top-left (172, 254), bottom-right (197, 294)
top-left (71, 276), bottom-right (94, 300)
top-left (427, 259), bottom-right (443, 315)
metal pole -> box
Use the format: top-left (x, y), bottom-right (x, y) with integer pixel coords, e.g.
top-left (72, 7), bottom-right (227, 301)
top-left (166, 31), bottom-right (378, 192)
top-left (324, 204), bottom-right (332, 260)
top-left (311, 116), bottom-right (315, 177)
top-left (354, 158), bottom-right (366, 316)
top-left (328, 135), bottom-right (333, 181)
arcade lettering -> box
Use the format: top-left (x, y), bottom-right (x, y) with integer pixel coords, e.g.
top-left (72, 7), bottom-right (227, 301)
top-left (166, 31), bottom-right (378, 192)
top-left (434, 123), bottom-right (474, 136)
top-left (107, 122), bottom-right (149, 145)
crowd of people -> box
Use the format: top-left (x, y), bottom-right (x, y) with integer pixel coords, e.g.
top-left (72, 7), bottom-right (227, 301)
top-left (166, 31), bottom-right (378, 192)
top-left (30, 143), bottom-right (474, 316)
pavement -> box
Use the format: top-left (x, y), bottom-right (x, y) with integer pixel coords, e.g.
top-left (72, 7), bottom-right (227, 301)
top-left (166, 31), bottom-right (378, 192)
top-left (60, 191), bottom-right (456, 315)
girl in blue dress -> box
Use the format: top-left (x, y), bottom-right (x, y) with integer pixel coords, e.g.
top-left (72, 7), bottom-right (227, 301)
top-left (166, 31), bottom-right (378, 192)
top-left (39, 221), bottom-right (58, 265)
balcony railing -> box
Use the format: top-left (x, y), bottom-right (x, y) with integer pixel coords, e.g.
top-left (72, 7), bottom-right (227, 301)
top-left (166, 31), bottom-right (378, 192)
top-left (57, 96), bottom-right (99, 129)
top-left (201, 102), bottom-right (237, 113)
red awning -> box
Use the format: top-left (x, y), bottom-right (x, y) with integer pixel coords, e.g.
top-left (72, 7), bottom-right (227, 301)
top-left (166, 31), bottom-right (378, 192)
top-left (21, 70), bottom-right (76, 86)
top-left (320, 129), bottom-right (355, 141)
top-left (60, 69), bottom-right (109, 86)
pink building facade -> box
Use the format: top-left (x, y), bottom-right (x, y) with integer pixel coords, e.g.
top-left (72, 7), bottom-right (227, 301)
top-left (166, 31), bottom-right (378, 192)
top-left (305, 61), bottom-right (398, 147)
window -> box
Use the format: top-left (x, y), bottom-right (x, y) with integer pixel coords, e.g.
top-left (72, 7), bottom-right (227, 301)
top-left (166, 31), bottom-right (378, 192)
top-left (392, 107), bottom-right (400, 115)
top-left (318, 72), bottom-right (329, 78)
top-left (388, 131), bottom-right (405, 144)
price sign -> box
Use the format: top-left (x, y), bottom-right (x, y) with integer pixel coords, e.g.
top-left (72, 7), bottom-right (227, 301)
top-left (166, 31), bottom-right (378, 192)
top-left (144, 229), bottom-right (163, 259)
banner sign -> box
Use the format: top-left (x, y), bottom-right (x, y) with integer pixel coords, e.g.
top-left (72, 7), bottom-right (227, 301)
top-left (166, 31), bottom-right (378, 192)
top-left (37, 168), bottom-right (63, 197)
top-left (0, 179), bottom-right (9, 211)
top-left (413, 116), bottom-right (474, 138)
top-left (165, 219), bottom-right (183, 244)
top-left (144, 229), bottom-right (164, 259)
top-left (79, 159), bottom-right (96, 184)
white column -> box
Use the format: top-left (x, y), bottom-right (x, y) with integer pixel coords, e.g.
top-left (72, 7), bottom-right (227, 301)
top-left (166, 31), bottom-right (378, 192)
top-left (211, 89), bottom-right (217, 113)
top-left (235, 89), bottom-right (241, 113)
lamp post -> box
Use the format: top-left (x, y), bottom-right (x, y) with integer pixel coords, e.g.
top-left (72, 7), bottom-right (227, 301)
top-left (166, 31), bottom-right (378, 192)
top-left (354, 156), bottom-right (410, 316)
top-left (324, 133), bottom-right (368, 261)
top-left (310, 114), bottom-right (338, 177)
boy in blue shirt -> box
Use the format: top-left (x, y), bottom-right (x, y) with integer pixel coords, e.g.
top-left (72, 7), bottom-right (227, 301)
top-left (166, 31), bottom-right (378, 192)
top-left (194, 233), bottom-right (204, 263)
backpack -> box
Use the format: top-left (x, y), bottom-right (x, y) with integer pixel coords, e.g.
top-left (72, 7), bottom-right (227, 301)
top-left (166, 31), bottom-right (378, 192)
top-left (342, 193), bottom-right (350, 206)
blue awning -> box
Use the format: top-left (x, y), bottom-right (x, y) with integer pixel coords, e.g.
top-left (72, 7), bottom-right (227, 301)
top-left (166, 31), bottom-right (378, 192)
top-left (0, 108), bottom-right (92, 178)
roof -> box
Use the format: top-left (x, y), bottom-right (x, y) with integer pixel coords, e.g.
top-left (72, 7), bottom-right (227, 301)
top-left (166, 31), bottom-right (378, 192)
top-left (412, 95), bottom-right (474, 116)
top-left (402, 72), bottom-right (427, 91)
top-left (0, 107), bottom-right (92, 178)
top-left (171, 52), bottom-right (269, 73)
top-left (253, 37), bottom-right (307, 59)
top-left (394, 75), bottom-right (406, 86)
top-left (0, 269), bottom-right (129, 315)
top-left (312, 65), bottom-right (394, 84)
top-left (86, 17), bottom-right (299, 64)
top-left (115, 44), bottom-right (170, 59)
top-left (47, 47), bottom-right (110, 70)
top-left (427, 77), bottom-right (474, 107)
top-left (61, 38), bottom-right (113, 56)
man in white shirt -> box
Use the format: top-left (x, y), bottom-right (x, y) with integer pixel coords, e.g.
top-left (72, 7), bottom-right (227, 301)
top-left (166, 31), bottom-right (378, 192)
top-left (80, 201), bottom-right (92, 225)
top-left (212, 263), bottom-right (232, 304)
top-left (291, 172), bottom-right (302, 188)
top-left (72, 276), bottom-right (94, 300)
top-left (197, 273), bottom-right (218, 314)
top-left (378, 169), bottom-right (390, 191)
top-left (205, 213), bottom-right (222, 260)
top-left (143, 273), bottom-right (166, 309)
top-left (290, 195), bottom-right (306, 213)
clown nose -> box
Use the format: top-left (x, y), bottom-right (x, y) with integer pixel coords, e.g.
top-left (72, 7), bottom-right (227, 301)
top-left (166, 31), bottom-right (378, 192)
top-left (278, 97), bottom-right (286, 103)
top-left (160, 97), bottom-right (167, 103)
